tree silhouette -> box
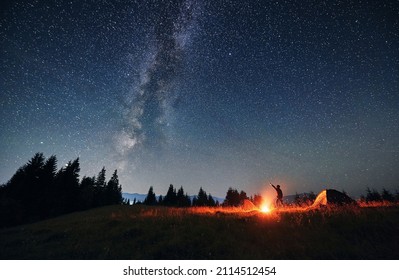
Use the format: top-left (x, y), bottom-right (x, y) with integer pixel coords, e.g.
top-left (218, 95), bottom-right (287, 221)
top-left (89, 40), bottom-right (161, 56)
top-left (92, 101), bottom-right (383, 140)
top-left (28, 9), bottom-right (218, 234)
top-left (366, 188), bottom-right (382, 202)
top-left (0, 153), bottom-right (124, 228)
top-left (224, 188), bottom-right (241, 206)
top-left (54, 158), bottom-right (80, 214)
top-left (21, 153), bottom-right (46, 218)
top-left (38, 155), bottom-right (57, 217)
top-left (94, 167), bottom-right (107, 207)
top-left (144, 186), bottom-right (157, 205)
top-left (239, 190), bottom-right (248, 203)
top-left (105, 170), bottom-right (122, 205)
top-left (79, 176), bottom-right (95, 210)
top-left (207, 194), bottom-right (216, 206)
top-left (0, 153), bottom-right (60, 224)
top-left (190, 187), bottom-right (217, 207)
top-left (381, 188), bottom-right (394, 202)
top-left (193, 187), bottom-right (208, 206)
top-left (163, 184), bottom-right (177, 206)
top-left (176, 186), bottom-right (191, 207)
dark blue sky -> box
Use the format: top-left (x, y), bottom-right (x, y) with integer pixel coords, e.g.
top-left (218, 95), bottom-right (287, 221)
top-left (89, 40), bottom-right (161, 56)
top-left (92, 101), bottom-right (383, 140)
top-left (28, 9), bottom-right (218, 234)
top-left (1, 0), bottom-right (398, 198)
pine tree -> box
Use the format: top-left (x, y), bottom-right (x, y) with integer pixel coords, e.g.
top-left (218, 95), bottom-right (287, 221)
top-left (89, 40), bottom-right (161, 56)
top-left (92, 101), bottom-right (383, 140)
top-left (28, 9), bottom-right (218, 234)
top-left (25, 153), bottom-right (46, 216)
top-left (96, 167), bottom-right (106, 187)
top-left (0, 153), bottom-right (46, 225)
top-left (105, 170), bottom-right (122, 205)
top-left (194, 187), bottom-right (208, 206)
top-left (144, 186), bottom-right (157, 205)
top-left (0, 153), bottom-right (124, 227)
top-left (239, 190), bottom-right (248, 204)
top-left (163, 184), bottom-right (177, 206)
top-left (381, 188), bottom-right (394, 202)
top-left (43, 155), bottom-right (57, 179)
top-left (207, 194), bottom-right (216, 206)
top-left (177, 186), bottom-right (191, 207)
top-left (366, 188), bottom-right (382, 202)
top-left (54, 158), bottom-right (80, 214)
top-left (79, 176), bottom-right (95, 210)
top-left (39, 155), bottom-right (58, 217)
top-left (94, 167), bottom-right (106, 206)
top-left (224, 187), bottom-right (240, 206)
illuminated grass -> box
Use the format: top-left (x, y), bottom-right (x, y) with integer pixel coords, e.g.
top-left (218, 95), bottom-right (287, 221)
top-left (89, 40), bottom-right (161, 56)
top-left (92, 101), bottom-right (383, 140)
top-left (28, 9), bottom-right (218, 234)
top-left (0, 205), bottom-right (398, 259)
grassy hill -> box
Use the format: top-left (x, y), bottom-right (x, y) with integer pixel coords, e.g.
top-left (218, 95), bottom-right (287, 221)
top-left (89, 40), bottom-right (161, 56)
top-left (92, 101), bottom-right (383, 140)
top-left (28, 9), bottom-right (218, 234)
top-left (1, 205), bottom-right (398, 259)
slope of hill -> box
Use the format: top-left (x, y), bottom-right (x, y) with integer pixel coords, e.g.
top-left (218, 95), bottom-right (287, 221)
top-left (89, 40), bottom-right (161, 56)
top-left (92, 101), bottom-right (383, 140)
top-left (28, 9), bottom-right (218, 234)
top-left (1, 204), bottom-right (398, 259)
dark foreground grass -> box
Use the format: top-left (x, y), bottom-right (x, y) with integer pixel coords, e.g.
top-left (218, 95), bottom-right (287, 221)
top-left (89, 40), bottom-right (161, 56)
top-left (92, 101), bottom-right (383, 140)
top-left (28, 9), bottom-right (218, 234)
top-left (0, 205), bottom-right (398, 259)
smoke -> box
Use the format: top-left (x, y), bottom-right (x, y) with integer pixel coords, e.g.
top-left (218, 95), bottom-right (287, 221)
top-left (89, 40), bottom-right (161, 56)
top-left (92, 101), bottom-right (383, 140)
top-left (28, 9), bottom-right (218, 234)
top-left (115, 0), bottom-right (199, 160)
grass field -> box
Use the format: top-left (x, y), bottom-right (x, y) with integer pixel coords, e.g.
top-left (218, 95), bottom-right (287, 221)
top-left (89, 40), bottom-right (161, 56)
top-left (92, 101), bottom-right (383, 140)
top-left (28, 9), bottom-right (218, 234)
top-left (1, 205), bottom-right (398, 259)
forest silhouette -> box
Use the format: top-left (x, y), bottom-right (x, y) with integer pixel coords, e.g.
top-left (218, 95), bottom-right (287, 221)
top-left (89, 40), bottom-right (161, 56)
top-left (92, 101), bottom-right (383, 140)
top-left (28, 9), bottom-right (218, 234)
top-left (0, 153), bottom-right (122, 227)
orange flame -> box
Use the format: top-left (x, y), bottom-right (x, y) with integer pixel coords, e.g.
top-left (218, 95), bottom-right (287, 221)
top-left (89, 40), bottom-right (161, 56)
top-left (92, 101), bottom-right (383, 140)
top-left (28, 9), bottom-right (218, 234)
top-left (260, 203), bottom-right (272, 213)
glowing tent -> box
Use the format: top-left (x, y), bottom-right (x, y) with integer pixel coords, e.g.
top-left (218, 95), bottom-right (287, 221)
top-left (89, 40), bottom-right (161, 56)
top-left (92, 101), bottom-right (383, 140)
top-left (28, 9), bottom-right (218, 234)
top-left (311, 189), bottom-right (356, 208)
top-left (241, 199), bottom-right (258, 211)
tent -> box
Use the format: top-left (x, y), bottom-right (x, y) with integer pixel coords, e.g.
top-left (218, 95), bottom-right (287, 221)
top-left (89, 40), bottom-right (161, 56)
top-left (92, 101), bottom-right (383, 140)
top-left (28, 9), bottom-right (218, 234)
top-left (311, 189), bottom-right (356, 208)
top-left (241, 199), bottom-right (258, 211)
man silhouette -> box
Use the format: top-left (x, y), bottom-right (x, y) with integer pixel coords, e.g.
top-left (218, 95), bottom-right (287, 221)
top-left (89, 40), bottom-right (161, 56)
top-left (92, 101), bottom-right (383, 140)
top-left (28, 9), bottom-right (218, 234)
top-left (270, 183), bottom-right (283, 207)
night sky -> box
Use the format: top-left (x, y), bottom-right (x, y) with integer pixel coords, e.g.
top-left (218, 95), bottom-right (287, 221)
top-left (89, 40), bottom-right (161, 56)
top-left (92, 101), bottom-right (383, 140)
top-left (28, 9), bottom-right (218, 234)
top-left (1, 0), bottom-right (398, 198)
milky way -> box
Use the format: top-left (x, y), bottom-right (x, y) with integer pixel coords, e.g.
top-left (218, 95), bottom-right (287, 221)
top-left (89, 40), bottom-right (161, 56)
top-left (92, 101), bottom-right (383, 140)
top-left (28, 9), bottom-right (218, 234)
top-left (116, 0), bottom-right (199, 160)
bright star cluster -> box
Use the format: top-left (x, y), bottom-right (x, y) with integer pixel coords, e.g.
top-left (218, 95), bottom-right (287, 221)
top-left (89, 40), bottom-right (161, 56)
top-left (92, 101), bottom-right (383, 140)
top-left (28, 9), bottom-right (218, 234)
top-left (1, 0), bottom-right (398, 197)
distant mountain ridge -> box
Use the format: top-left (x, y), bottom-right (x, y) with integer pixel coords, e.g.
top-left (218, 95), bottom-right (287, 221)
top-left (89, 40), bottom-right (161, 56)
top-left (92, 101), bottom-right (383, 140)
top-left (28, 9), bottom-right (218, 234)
top-left (122, 193), bottom-right (148, 203)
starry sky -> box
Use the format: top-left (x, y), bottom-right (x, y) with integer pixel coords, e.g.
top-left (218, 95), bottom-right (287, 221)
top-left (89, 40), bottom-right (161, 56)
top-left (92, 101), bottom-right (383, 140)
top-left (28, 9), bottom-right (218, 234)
top-left (1, 0), bottom-right (398, 198)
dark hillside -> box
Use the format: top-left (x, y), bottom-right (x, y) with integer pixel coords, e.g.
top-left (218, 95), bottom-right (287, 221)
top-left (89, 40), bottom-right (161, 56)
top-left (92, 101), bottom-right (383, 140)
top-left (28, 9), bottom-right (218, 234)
top-left (1, 205), bottom-right (398, 259)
